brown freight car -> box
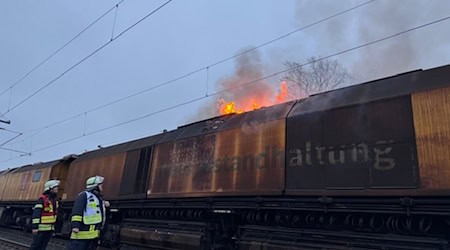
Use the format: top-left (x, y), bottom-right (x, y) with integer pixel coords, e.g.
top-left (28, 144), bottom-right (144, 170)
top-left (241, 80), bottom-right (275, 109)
top-left (0, 157), bottom-right (74, 229)
top-left (122, 65), bottom-right (450, 249)
top-left (285, 65), bottom-right (450, 196)
top-left (0, 169), bottom-right (13, 201)
top-left (148, 101), bottom-right (293, 198)
top-left (120, 102), bottom-right (293, 249)
top-left (62, 134), bottom-right (162, 201)
top-left (1, 157), bottom-right (74, 202)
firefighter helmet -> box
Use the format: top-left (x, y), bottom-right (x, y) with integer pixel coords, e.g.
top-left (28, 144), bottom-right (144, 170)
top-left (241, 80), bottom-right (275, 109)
top-left (86, 176), bottom-right (104, 189)
top-left (44, 179), bottom-right (60, 192)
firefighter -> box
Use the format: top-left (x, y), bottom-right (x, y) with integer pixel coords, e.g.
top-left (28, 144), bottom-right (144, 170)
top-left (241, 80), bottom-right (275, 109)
top-left (67, 176), bottom-right (106, 250)
top-left (30, 179), bottom-right (60, 250)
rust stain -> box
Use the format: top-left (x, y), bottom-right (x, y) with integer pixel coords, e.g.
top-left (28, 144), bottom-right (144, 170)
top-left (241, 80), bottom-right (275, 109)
top-left (149, 119), bottom-right (286, 197)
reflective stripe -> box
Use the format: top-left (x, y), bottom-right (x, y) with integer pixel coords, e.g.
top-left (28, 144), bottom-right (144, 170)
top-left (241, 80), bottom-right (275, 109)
top-left (71, 215), bottom-right (82, 222)
top-left (38, 224), bottom-right (54, 231)
top-left (70, 228), bottom-right (99, 239)
top-left (84, 213), bottom-right (102, 225)
top-left (32, 218), bottom-right (40, 224)
top-left (41, 215), bottom-right (56, 224)
top-left (34, 204), bottom-right (43, 209)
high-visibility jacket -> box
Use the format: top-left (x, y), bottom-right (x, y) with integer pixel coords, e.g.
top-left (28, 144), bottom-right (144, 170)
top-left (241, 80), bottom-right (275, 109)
top-left (70, 191), bottom-right (104, 240)
top-left (31, 193), bottom-right (58, 231)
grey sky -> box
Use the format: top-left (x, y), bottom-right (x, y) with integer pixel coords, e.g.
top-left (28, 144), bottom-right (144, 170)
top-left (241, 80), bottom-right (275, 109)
top-left (0, 0), bottom-right (449, 170)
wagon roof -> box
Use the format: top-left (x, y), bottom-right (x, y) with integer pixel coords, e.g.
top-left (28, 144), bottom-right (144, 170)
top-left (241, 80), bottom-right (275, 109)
top-left (74, 133), bottom-right (164, 162)
top-left (289, 64), bottom-right (450, 116)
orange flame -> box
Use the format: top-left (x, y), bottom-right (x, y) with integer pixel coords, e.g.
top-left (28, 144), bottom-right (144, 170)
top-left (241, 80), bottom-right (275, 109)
top-left (217, 81), bottom-right (289, 115)
top-left (276, 81), bottom-right (288, 102)
top-left (218, 99), bottom-right (244, 114)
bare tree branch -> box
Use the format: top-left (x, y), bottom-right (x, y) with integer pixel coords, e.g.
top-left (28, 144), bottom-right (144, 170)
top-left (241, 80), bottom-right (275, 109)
top-left (282, 57), bottom-right (351, 99)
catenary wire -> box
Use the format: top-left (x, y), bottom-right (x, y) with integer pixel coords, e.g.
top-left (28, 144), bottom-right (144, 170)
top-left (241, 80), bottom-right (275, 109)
top-left (5, 0), bottom-right (375, 144)
top-left (0, 0), bottom-right (125, 100)
top-left (2, 0), bottom-right (172, 116)
top-left (25, 15), bottom-right (450, 156)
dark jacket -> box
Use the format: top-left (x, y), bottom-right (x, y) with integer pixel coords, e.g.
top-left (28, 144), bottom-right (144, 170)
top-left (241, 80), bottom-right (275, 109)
top-left (70, 189), bottom-right (104, 239)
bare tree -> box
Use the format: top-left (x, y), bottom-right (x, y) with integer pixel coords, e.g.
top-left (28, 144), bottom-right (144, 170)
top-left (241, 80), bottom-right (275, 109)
top-left (282, 56), bottom-right (351, 99)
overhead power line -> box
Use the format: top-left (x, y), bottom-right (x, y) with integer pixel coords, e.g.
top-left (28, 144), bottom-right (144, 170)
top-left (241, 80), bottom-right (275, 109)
top-left (2, 0), bottom-right (172, 116)
top-left (26, 15), bottom-right (450, 156)
top-left (0, 147), bottom-right (30, 155)
top-left (0, 134), bottom-right (23, 147)
top-left (0, 128), bottom-right (24, 154)
top-left (6, 0), bottom-right (375, 145)
top-left (0, 0), bottom-right (125, 100)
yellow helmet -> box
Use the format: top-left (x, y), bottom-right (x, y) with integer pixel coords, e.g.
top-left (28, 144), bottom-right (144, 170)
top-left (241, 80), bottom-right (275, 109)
top-left (86, 176), bottom-right (104, 189)
top-left (44, 179), bottom-right (60, 192)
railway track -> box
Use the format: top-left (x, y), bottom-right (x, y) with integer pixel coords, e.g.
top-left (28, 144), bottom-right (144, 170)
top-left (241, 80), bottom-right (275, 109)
top-left (239, 225), bottom-right (449, 250)
top-left (0, 236), bottom-right (28, 250)
top-left (0, 227), bottom-right (67, 250)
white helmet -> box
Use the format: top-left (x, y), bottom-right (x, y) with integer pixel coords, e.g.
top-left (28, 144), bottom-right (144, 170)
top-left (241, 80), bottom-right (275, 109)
top-left (86, 176), bottom-right (104, 189)
top-left (44, 179), bottom-right (60, 192)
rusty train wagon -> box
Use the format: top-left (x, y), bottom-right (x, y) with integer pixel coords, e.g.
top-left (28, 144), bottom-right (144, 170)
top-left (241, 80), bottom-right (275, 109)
top-left (0, 157), bottom-right (74, 229)
top-left (116, 65), bottom-right (450, 249)
top-left (0, 169), bottom-right (11, 201)
top-left (59, 134), bottom-right (163, 242)
top-left (119, 100), bottom-right (293, 249)
top-left (251, 65), bottom-right (450, 249)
